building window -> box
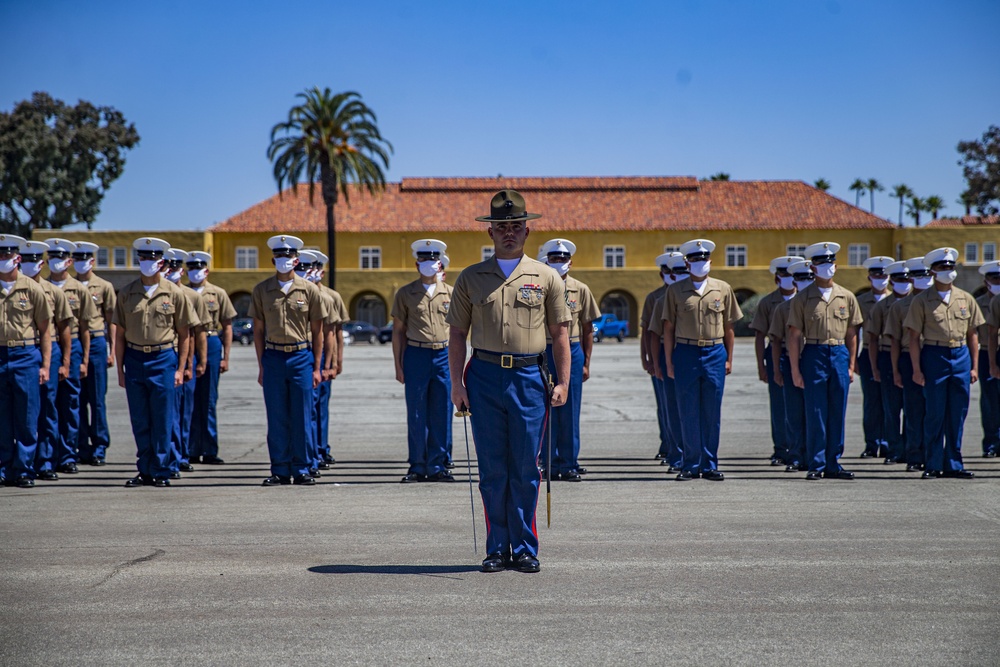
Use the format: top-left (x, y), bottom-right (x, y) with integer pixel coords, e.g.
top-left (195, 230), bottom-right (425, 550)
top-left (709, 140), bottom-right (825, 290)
top-left (113, 247), bottom-right (126, 268)
top-left (786, 244), bottom-right (808, 257)
top-left (604, 246), bottom-right (625, 269)
top-left (848, 243), bottom-right (870, 267)
top-left (131, 249), bottom-right (141, 268)
top-left (96, 248), bottom-right (110, 268)
top-left (481, 246), bottom-right (494, 262)
top-left (236, 246), bottom-right (258, 270)
top-left (359, 246), bottom-right (381, 270)
top-left (965, 243), bottom-right (979, 264)
top-left (663, 245), bottom-right (680, 254)
top-left (725, 245), bottom-right (747, 267)
top-left (984, 243), bottom-right (997, 263)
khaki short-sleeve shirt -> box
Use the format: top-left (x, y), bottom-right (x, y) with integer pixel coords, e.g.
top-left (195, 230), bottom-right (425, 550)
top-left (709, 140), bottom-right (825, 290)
top-left (547, 276), bottom-right (602, 343)
top-left (902, 287), bottom-right (984, 344)
top-left (320, 285), bottom-right (348, 326)
top-left (392, 279), bottom-right (453, 344)
top-left (662, 276), bottom-right (743, 341)
top-left (80, 273), bottom-right (116, 332)
top-left (39, 280), bottom-right (73, 339)
top-left (867, 292), bottom-right (903, 348)
top-left (248, 275), bottom-right (326, 344)
top-left (113, 278), bottom-right (197, 346)
top-left (0, 275), bottom-right (52, 342)
top-left (786, 283), bottom-right (863, 342)
top-left (52, 276), bottom-right (97, 337)
top-left (182, 286), bottom-right (211, 330)
top-left (640, 284), bottom-right (668, 330)
top-left (194, 282), bottom-right (237, 332)
top-left (975, 293), bottom-right (995, 345)
top-left (750, 288), bottom-right (785, 335)
top-left (446, 255), bottom-right (570, 354)
top-left (990, 293), bottom-right (1000, 330)
top-left (647, 295), bottom-right (666, 338)
top-left (884, 294), bottom-right (917, 348)
top-left (767, 298), bottom-right (793, 348)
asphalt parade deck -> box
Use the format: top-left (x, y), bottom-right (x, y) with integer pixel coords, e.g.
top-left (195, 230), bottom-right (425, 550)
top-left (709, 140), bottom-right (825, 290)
top-left (2, 339), bottom-right (998, 666)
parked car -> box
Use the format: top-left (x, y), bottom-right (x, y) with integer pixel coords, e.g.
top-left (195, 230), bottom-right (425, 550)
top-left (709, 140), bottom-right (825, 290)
top-left (378, 323), bottom-right (394, 344)
top-left (342, 320), bottom-right (380, 345)
top-left (592, 313), bottom-right (629, 342)
top-left (233, 317), bottom-right (254, 345)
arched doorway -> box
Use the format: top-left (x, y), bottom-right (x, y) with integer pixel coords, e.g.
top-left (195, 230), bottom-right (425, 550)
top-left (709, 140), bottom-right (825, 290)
top-left (231, 291), bottom-right (252, 319)
top-left (598, 290), bottom-right (638, 338)
top-left (351, 292), bottom-right (387, 326)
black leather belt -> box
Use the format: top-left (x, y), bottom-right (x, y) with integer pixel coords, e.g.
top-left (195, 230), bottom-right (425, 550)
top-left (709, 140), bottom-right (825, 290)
top-left (408, 340), bottom-right (447, 350)
top-left (266, 340), bottom-right (308, 352)
top-left (473, 349), bottom-right (543, 369)
top-left (127, 342), bottom-right (173, 353)
top-left (806, 338), bottom-right (845, 346)
top-left (676, 337), bottom-right (722, 347)
top-left (89, 330), bottom-right (105, 338)
top-left (923, 340), bottom-right (966, 348)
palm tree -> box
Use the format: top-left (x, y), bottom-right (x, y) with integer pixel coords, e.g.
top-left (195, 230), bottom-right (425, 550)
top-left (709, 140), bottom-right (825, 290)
top-left (707, 172), bottom-right (730, 181)
top-left (906, 196), bottom-right (927, 227)
top-left (958, 189), bottom-right (976, 216)
top-left (849, 178), bottom-right (866, 207)
top-left (814, 178), bottom-right (831, 191)
top-left (268, 87), bottom-right (393, 289)
top-left (865, 178), bottom-right (884, 213)
top-left (924, 195), bottom-right (946, 220)
top-left (891, 184), bottom-right (912, 226)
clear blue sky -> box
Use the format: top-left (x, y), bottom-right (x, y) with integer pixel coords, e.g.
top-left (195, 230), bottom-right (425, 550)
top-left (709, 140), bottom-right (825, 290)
top-left (3, 0), bottom-right (998, 230)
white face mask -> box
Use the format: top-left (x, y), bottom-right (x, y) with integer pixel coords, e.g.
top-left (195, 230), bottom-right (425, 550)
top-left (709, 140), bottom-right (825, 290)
top-left (418, 260), bottom-right (440, 277)
top-left (934, 270), bottom-right (957, 285)
top-left (689, 260), bottom-right (711, 277)
top-left (870, 277), bottom-right (889, 291)
top-left (309, 270), bottom-right (323, 283)
top-left (778, 276), bottom-right (795, 290)
top-left (166, 269), bottom-right (183, 283)
top-left (794, 279), bottom-right (814, 291)
top-left (988, 283), bottom-right (1000, 296)
top-left (275, 257), bottom-right (297, 274)
top-left (892, 281), bottom-right (911, 296)
top-left (21, 260), bottom-right (44, 277)
top-left (294, 266), bottom-right (310, 279)
top-left (188, 268), bottom-right (208, 284)
top-left (139, 260), bottom-right (162, 277)
top-left (662, 273), bottom-right (673, 285)
top-left (548, 261), bottom-right (571, 277)
top-left (0, 258), bottom-right (17, 274)
top-left (48, 258), bottom-right (70, 274)
top-left (74, 259), bottom-right (94, 274)
top-left (912, 276), bottom-right (933, 290)
top-left (813, 263), bottom-right (836, 280)
top-left (436, 270), bottom-right (445, 282)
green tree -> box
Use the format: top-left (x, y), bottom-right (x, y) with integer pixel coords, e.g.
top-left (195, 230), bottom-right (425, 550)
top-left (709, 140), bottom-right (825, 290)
top-left (891, 184), bottom-right (912, 226)
top-left (707, 172), bottom-right (730, 181)
top-left (268, 87), bottom-right (393, 289)
top-left (906, 196), bottom-right (927, 227)
top-left (813, 178), bottom-right (831, 191)
top-left (0, 92), bottom-right (140, 236)
top-left (924, 195), bottom-right (946, 219)
top-left (865, 178), bottom-right (884, 213)
top-left (957, 125), bottom-right (1000, 215)
top-left (958, 189), bottom-right (976, 216)
top-left (849, 178), bottom-right (866, 207)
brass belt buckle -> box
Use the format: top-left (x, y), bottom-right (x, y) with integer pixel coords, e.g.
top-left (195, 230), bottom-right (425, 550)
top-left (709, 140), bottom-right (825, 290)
top-left (698, 340), bottom-right (709, 347)
top-left (501, 354), bottom-right (513, 369)
top-left (143, 345), bottom-right (152, 353)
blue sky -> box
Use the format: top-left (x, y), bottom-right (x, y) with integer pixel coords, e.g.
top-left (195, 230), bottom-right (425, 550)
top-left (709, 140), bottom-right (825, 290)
top-left (2, 0), bottom-right (998, 230)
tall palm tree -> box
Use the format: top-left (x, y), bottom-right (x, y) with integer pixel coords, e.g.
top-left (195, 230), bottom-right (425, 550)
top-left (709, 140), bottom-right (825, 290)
top-left (891, 184), bottom-right (912, 226)
top-left (865, 178), bottom-right (884, 213)
top-left (924, 195), bottom-right (946, 220)
top-left (849, 178), bottom-right (866, 207)
top-left (906, 196), bottom-right (927, 227)
top-left (958, 189), bottom-right (976, 216)
top-left (814, 178), bottom-right (831, 191)
top-left (268, 87), bottom-right (393, 289)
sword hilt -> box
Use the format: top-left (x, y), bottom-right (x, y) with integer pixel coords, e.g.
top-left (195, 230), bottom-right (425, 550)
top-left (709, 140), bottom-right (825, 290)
top-left (454, 409), bottom-right (471, 417)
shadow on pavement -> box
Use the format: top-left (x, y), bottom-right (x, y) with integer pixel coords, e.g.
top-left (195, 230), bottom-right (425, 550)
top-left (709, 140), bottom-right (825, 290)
top-left (308, 564), bottom-right (481, 575)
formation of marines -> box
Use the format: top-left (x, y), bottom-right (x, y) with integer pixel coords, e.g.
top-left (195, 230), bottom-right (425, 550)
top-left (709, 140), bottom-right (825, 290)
top-left (2, 190), bottom-right (999, 571)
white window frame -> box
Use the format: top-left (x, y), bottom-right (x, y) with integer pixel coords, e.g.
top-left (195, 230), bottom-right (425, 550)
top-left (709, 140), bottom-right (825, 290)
top-left (663, 245), bottom-right (680, 255)
top-left (725, 244), bottom-right (747, 267)
top-left (235, 246), bottom-right (258, 270)
top-left (983, 242), bottom-right (996, 263)
top-left (848, 243), bottom-right (870, 267)
top-left (965, 242), bottom-right (979, 264)
top-left (359, 246), bottom-right (381, 270)
top-left (96, 247), bottom-right (109, 268)
top-left (131, 249), bottom-right (141, 268)
top-left (604, 245), bottom-right (625, 269)
top-left (481, 246), bottom-right (495, 262)
top-left (786, 244), bottom-right (808, 258)
top-left (113, 247), bottom-right (126, 268)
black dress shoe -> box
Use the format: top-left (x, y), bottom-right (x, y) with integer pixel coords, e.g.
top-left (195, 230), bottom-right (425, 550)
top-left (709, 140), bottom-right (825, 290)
top-left (293, 475), bottom-right (316, 485)
top-left (188, 456), bottom-right (201, 464)
top-left (15, 476), bottom-right (34, 488)
top-left (921, 470), bottom-right (941, 479)
top-left (168, 471), bottom-right (181, 480)
top-left (860, 450), bottom-right (876, 459)
top-left (57, 463), bottom-right (79, 474)
top-left (553, 470), bottom-right (582, 482)
top-left (317, 462), bottom-right (331, 470)
top-left (943, 469), bottom-right (974, 479)
top-left (152, 478), bottom-right (170, 487)
top-left (805, 471), bottom-right (822, 480)
top-left (702, 470), bottom-right (725, 482)
top-left (201, 455), bottom-right (225, 465)
top-left (784, 464), bottom-right (800, 473)
top-left (514, 553), bottom-right (540, 573)
top-left (576, 467), bottom-right (588, 475)
top-left (262, 475), bottom-right (291, 486)
top-left (675, 471), bottom-right (696, 481)
top-left (823, 470), bottom-right (855, 480)
top-left (179, 462), bottom-right (195, 472)
top-left (424, 470), bottom-right (455, 482)
top-left (309, 467), bottom-right (321, 478)
top-left (125, 475), bottom-right (153, 488)
top-left (400, 473), bottom-right (423, 484)
top-left (983, 451), bottom-right (997, 458)
top-left (481, 553), bottom-right (506, 573)
top-left (883, 457), bottom-right (899, 465)
top-left (654, 452), bottom-right (666, 460)
top-left (90, 458), bottom-right (106, 466)
top-left (322, 454), bottom-right (336, 465)
top-left (37, 470), bottom-right (59, 481)
top-left (444, 460), bottom-right (455, 469)
top-left (906, 463), bottom-right (922, 472)
top-left (770, 456), bottom-right (783, 466)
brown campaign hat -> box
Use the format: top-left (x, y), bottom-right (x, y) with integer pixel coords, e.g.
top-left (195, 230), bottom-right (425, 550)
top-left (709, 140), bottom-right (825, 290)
top-left (475, 189), bottom-right (542, 223)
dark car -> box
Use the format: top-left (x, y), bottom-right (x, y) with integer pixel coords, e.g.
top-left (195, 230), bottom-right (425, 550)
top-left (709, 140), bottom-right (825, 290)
top-left (233, 317), bottom-right (254, 345)
top-left (378, 323), bottom-right (393, 344)
top-left (343, 320), bottom-right (380, 345)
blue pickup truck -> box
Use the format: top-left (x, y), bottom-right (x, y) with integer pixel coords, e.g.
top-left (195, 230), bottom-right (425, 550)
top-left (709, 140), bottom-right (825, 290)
top-left (592, 313), bottom-right (629, 342)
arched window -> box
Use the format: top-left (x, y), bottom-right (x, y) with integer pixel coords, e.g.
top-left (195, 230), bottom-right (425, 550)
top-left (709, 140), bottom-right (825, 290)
top-left (598, 290), bottom-right (638, 337)
top-left (230, 291), bottom-right (252, 318)
top-left (351, 292), bottom-right (387, 327)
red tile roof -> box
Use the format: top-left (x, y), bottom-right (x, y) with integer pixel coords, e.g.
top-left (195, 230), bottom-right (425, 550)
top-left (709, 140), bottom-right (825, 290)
top-left (925, 215), bottom-right (1000, 227)
top-left (210, 177), bottom-right (895, 233)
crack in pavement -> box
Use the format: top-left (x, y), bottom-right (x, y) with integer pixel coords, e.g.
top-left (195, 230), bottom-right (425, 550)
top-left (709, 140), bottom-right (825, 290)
top-left (92, 549), bottom-right (165, 588)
